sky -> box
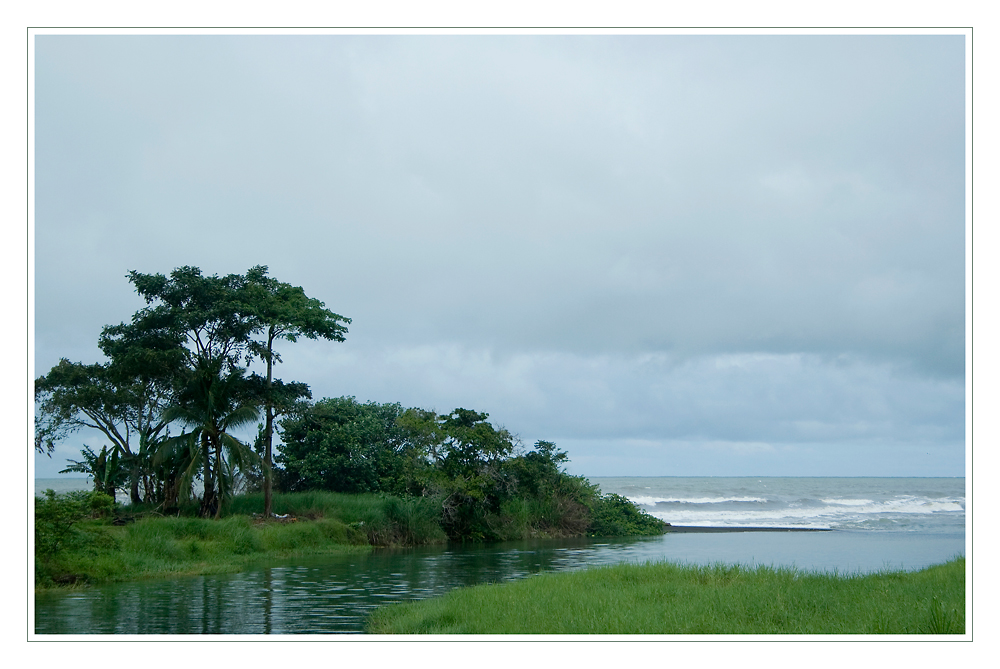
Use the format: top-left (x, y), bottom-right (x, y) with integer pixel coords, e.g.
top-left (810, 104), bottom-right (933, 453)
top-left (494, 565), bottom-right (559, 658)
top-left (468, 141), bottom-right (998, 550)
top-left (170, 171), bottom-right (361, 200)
top-left (31, 33), bottom-right (968, 478)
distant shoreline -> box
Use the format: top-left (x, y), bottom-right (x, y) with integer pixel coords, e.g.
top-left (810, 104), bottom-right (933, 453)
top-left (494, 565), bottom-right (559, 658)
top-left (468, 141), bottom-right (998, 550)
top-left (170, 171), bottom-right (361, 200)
top-left (664, 525), bottom-right (831, 533)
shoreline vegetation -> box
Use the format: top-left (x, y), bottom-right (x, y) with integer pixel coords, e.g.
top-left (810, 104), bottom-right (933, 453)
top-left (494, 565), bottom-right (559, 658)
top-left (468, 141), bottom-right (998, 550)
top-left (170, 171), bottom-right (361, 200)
top-left (34, 266), bottom-right (668, 591)
top-left (33, 485), bottom-right (667, 590)
top-left (366, 557), bottom-right (966, 635)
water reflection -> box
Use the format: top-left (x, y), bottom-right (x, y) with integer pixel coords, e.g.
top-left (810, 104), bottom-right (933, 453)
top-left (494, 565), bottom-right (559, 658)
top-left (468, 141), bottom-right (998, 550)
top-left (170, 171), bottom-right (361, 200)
top-left (35, 536), bottom-right (661, 634)
top-left (34, 530), bottom-right (964, 635)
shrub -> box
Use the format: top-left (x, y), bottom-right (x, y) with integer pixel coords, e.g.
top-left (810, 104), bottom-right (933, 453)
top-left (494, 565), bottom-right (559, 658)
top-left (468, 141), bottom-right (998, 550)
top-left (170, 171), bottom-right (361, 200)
top-left (35, 490), bottom-right (116, 556)
top-left (35, 489), bottom-right (117, 585)
top-left (588, 493), bottom-right (667, 537)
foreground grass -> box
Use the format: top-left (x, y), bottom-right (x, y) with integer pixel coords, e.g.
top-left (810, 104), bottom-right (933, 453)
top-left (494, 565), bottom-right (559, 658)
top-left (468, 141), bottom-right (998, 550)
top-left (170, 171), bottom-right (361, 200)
top-left (35, 491), bottom-right (448, 590)
top-left (366, 557), bottom-right (965, 634)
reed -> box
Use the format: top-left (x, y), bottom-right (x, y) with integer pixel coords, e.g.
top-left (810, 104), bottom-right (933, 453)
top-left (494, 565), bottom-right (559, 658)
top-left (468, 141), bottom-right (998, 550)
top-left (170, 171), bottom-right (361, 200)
top-left (366, 556), bottom-right (966, 634)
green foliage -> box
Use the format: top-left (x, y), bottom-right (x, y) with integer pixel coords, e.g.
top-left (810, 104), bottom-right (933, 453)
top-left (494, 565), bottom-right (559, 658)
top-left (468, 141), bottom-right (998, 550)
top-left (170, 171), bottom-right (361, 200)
top-left (35, 490), bottom-right (117, 585)
top-left (367, 557), bottom-right (966, 634)
top-left (35, 357), bottom-right (173, 505)
top-left (394, 407), bottom-right (518, 540)
top-left (277, 397), bottom-right (415, 495)
top-left (240, 265), bottom-right (350, 517)
top-left (60, 445), bottom-right (130, 501)
top-left (87, 265), bottom-right (345, 518)
top-left (38, 263), bottom-right (661, 543)
top-left (225, 490), bottom-right (447, 546)
top-left (588, 492), bottom-right (668, 537)
top-left (159, 359), bottom-right (260, 517)
top-left (36, 511), bottom-right (373, 589)
top-left (279, 401), bottom-right (663, 542)
top-left (34, 490), bottom-right (451, 588)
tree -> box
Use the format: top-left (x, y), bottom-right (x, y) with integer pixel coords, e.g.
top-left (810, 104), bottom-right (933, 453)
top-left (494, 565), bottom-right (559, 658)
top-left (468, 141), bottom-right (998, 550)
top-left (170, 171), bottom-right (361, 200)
top-left (276, 397), bottom-right (411, 494)
top-left (37, 265), bottom-right (347, 517)
top-left (158, 360), bottom-right (260, 518)
top-left (396, 408), bottom-right (518, 539)
top-left (102, 266), bottom-right (262, 516)
top-left (242, 266), bottom-right (349, 517)
top-left (35, 358), bottom-right (172, 504)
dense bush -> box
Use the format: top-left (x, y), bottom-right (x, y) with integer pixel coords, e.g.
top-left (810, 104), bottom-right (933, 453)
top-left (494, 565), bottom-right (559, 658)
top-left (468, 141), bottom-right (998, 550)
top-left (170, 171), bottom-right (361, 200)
top-left (275, 398), bottom-right (665, 542)
top-left (276, 397), bottom-right (418, 495)
top-left (224, 490), bottom-right (447, 546)
top-left (587, 492), bottom-right (667, 536)
top-left (35, 489), bottom-right (117, 585)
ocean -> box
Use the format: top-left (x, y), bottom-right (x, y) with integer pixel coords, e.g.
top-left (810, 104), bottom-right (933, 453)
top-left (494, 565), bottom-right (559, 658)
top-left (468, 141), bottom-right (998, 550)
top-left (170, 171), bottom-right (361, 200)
top-left (35, 477), bottom-right (93, 496)
top-left (580, 476), bottom-right (967, 575)
top-left (592, 476), bottom-right (966, 534)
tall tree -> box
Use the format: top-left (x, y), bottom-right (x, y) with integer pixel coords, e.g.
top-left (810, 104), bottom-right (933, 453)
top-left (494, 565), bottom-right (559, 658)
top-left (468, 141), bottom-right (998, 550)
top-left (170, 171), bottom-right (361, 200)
top-left (242, 266), bottom-right (349, 517)
top-left (101, 266), bottom-right (261, 515)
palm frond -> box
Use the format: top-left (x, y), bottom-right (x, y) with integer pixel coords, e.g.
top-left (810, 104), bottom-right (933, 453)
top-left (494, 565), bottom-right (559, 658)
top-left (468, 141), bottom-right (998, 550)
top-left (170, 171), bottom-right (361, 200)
top-left (221, 404), bottom-right (260, 432)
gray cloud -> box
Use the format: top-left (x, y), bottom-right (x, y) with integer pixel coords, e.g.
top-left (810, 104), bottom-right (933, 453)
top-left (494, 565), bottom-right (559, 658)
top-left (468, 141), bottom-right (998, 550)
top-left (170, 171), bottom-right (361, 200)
top-left (33, 34), bottom-right (966, 477)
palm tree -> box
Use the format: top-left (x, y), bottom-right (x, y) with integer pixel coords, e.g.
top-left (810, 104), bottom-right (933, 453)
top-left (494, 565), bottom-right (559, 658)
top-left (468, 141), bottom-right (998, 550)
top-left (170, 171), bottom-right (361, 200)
top-left (159, 360), bottom-right (259, 518)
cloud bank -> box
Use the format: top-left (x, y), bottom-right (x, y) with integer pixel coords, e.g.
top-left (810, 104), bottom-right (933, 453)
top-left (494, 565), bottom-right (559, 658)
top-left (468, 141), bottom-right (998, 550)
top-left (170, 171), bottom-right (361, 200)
top-left (33, 34), bottom-right (966, 477)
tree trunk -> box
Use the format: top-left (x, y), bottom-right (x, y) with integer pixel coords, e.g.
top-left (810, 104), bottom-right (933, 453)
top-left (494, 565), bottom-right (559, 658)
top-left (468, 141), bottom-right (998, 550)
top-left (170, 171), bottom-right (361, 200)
top-left (214, 438), bottom-right (224, 520)
top-left (264, 405), bottom-right (274, 517)
top-left (263, 327), bottom-right (276, 518)
top-left (130, 469), bottom-right (142, 505)
top-left (201, 432), bottom-right (214, 518)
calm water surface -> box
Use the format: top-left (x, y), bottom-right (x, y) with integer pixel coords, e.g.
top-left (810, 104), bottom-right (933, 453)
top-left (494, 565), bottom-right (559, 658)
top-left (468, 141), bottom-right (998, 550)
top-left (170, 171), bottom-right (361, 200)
top-left (34, 531), bottom-right (964, 634)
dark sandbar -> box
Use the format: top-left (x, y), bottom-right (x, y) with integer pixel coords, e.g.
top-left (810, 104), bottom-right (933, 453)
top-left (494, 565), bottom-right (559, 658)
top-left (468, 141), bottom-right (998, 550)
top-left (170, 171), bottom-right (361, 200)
top-left (664, 526), bottom-right (831, 533)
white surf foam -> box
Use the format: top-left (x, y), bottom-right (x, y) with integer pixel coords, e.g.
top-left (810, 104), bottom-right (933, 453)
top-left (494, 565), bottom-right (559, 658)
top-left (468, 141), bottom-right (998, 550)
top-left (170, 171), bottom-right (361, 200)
top-left (627, 495), bottom-right (768, 506)
top-left (643, 495), bottom-right (965, 529)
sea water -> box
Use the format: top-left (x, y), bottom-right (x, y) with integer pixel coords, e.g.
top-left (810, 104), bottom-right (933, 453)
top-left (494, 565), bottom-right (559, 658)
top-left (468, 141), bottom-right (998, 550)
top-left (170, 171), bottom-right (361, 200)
top-left (592, 477), bottom-right (966, 534)
top-left (588, 476), bottom-right (966, 577)
top-left (34, 477), bottom-right (93, 496)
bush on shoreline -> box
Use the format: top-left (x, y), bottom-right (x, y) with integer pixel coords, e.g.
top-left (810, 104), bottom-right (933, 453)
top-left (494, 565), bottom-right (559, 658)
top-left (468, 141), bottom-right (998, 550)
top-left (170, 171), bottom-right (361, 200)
top-left (278, 404), bottom-right (667, 542)
top-left (588, 493), bottom-right (668, 537)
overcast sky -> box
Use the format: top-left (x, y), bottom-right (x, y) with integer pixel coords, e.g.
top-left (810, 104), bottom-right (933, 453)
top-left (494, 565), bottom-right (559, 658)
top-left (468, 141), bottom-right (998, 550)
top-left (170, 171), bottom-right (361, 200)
top-left (32, 33), bottom-right (967, 478)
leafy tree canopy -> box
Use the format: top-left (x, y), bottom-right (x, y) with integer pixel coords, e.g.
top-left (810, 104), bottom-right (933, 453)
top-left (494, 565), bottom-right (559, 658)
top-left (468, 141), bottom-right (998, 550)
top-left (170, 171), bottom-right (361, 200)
top-left (277, 396), bottom-right (412, 495)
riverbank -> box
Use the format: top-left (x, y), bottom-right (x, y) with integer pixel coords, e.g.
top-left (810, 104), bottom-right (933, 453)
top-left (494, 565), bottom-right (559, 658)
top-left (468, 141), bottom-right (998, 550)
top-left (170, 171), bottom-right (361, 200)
top-left (34, 514), bottom-right (378, 590)
top-left (34, 487), bottom-right (666, 590)
top-left (366, 556), bottom-right (966, 634)
top-left (34, 490), bottom-right (450, 590)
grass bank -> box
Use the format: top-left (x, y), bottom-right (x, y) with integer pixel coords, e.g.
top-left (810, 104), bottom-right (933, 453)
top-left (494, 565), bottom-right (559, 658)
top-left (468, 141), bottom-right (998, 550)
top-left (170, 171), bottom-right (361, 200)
top-left (35, 490), bottom-right (448, 590)
top-left (37, 484), bottom-right (667, 590)
top-left (366, 557), bottom-right (966, 634)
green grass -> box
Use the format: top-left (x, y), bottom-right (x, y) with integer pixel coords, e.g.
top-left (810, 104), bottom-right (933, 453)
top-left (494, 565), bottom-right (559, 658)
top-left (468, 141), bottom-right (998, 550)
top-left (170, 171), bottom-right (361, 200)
top-left (34, 514), bottom-right (371, 589)
top-left (35, 491), bottom-right (449, 590)
top-left (223, 491), bottom-right (448, 546)
top-left (366, 557), bottom-right (966, 634)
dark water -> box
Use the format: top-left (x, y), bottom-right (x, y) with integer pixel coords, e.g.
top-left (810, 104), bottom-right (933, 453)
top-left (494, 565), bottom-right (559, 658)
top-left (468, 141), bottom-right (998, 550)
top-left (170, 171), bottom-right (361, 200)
top-left (34, 529), bottom-right (964, 635)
